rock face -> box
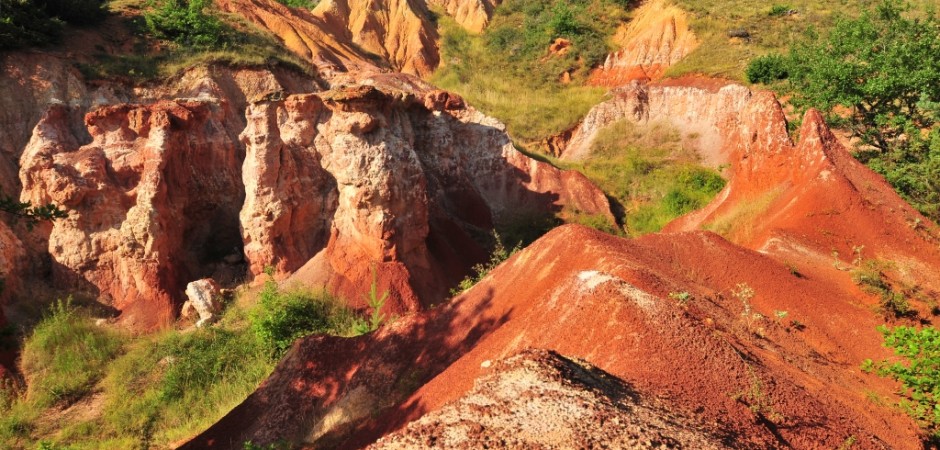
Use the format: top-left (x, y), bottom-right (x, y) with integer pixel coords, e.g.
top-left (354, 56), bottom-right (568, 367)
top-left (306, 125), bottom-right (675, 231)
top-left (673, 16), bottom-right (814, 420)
top-left (427, 0), bottom-right (500, 33)
top-left (15, 71), bottom-right (613, 327)
top-left (20, 101), bottom-right (245, 330)
top-left (371, 349), bottom-right (729, 449)
top-left (561, 78), bottom-right (754, 165)
top-left (240, 80), bottom-right (615, 312)
top-left (588, 0), bottom-right (698, 87)
top-left (217, 0), bottom-right (439, 78)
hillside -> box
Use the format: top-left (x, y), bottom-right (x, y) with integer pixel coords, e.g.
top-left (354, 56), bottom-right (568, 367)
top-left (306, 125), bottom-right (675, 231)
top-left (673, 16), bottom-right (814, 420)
top-left (1, 0), bottom-right (939, 449)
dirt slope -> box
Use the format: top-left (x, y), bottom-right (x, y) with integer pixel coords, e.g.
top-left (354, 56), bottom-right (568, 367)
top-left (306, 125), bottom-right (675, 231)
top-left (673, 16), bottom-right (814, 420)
top-left (184, 225), bottom-right (924, 449)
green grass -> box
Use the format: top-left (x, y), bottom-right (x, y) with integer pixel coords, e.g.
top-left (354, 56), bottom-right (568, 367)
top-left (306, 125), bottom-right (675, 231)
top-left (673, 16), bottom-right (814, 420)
top-left (77, 0), bottom-right (315, 82)
top-left (557, 120), bottom-right (725, 236)
top-left (431, 0), bottom-right (626, 144)
top-left (0, 286), bottom-right (366, 449)
top-left (667, 0), bottom-right (935, 81)
top-left (19, 299), bottom-right (124, 409)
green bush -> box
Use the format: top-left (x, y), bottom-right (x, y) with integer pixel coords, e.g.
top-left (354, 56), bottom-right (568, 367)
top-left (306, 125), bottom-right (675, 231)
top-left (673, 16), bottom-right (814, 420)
top-left (768, 4), bottom-right (792, 16)
top-left (144, 0), bottom-right (227, 48)
top-left (275, 0), bottom-right (317, 8)
top-left (864, 325), bottom-right (940, 441)
top-left (20, 299), bottom-right (124, 408)
top-left (250, 281), bottom-right (356, 355)
top-left (782, 0), bottom-right (940, 222)
top-left (745, 54), bottom-right (789, 84)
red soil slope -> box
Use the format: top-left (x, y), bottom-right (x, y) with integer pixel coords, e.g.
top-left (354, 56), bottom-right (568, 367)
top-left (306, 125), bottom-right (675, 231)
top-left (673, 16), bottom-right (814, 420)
top-left (183, 79), bottom-right (940, 449)
top-left (183, 225), bottom-right (923, 449)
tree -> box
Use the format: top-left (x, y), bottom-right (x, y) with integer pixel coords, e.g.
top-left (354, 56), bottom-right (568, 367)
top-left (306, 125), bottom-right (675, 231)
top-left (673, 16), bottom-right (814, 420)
top-left (0, 189), bottom-right (67, 231)
top-left (782, 0), bottom-right (940, 220)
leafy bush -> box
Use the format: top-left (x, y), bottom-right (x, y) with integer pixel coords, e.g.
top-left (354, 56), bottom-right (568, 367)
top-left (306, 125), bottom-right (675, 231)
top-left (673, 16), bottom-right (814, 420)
top-left (41, 0), bottom-right (107, 25)
top-left (768, 5), bottom-right (792, 16)
top-left (782, 0), bottom-right (940, 221)
top-left (275, 0), bottom-right (317, 8)
top-left (864, 325), bottom-right (940, 441)
top-left (451, 232), bottom-right (520, 295)
top-left (144, 0), bottom-right (227, 48)
top-left (852, 260), bottom-right (912, 317)
top-left (20, 299), bottom-right (124, 408)
top-left (0, 0), bottom-right (106, 50)
top-left (745, 54), bottom-right (789, 84)
top-left (251, 281), bottom-right (356, 355)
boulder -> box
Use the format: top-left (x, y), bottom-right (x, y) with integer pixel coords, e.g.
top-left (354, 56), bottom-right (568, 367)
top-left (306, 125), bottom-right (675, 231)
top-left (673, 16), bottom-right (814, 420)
top-left (185, 278), bottom-right (224, 328)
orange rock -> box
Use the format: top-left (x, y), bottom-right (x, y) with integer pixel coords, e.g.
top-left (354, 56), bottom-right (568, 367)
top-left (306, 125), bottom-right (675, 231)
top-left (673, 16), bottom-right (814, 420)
top-left (588, 0), bottom-right (699, 87)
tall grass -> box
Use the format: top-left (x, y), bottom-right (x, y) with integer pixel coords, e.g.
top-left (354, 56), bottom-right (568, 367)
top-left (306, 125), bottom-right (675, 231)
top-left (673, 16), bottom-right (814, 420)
top-left (558, 120), bottom-right (726, 236)
top-left (19, 299), bottom-right (124, 409)
top-left (0, 285), bottom-right (366, 449)
top-left (667, 0), bottom-right (936, 81)
top-left (431, 0), bottom-right (625, 144)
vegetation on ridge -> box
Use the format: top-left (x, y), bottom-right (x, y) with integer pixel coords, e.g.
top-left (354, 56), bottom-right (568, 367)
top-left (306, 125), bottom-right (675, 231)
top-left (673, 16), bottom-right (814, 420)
top-left (745, 0), bottom-right (940, 223)
top-left (0, 287), bottom-right (374, 449)
top-left (431, 0), bottom-right (626, 144)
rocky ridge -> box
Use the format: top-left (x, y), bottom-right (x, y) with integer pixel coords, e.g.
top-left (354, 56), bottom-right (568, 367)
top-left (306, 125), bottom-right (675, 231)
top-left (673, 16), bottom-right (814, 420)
top-left (13, 68), bottom-right (613, 329)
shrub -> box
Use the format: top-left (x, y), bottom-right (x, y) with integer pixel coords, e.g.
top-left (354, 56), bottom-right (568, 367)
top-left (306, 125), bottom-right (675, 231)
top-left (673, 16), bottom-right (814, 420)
top-left (852, 260), bottom-right (912, 318)
top-left (144, 0), bottom-right (227, 48)
top-left (768, 5), bottom-right (792, 17)
top-left (745, 54), bottom-right (789, 84)
top-left (451, 231), bottom-right (520, 295)
top-left (0, 0), bottom-right (107, 50)
top-left (864, 325), bottom-right (940, 441)
top-left (351, 271), bottom-right (389, 335)
top-left (275, 0), bottom-right (317, 8)
top-left (20, 299), bottom-right (124, 408)
top-left (250, 281), bottom-right (355, 355)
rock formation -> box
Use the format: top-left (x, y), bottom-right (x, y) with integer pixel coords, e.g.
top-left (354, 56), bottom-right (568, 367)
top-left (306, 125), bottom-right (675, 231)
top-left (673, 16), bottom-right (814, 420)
top-left (561, 78), bottom-right (752, 164)
top-left (427, 0), bottom-right (500, 33)
top-left (19, 100), bottom-right (245, 330)
top-left (240, 80), bottom-right (614, 312)
top-left (15, 70), bottom-right (613, 328)
top-left (588, 0), bottom-right (698, 87)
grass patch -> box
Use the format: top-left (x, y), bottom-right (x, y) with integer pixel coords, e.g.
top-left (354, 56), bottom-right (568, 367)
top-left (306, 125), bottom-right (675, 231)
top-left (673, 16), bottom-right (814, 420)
top-left (431, 0), bottom-right (625, 144)
top-left (704, 187), bottom-right (782, 240)
top-left (19, 299), bottom-right (123, 409)
top-left (558, 120), bottom-right (725, 236)
top-left (77, 0), bottom-right (316, 82)
top-left (667, 0), bottom-right (936, 81)
top-left (0, 285), bottom-right (368, 448)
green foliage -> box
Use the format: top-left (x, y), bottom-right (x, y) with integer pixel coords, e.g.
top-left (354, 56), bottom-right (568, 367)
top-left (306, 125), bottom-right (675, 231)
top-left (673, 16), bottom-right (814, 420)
top-left (251, 281), bottom-right (356, 356)
top-left (864, 325), bottom-right (940, 440)
top-left (0, 0), bottom-right (106, 50)
top-left (351, 270), bottom-right (389, 335)
top-left (781, 1), bottom-right (940, 221)
top-left (144, 0), bottom-right (226, 48)
top-left (559, 120), bottom-right (725, 236)
top-left (99, 324), bottom-right (272, 447)
top-left (275, 0), bottom-right (317, 8)
top-left (745, 53), bottom-right (789, 84)
top-left (852, 260), bottom-right (912, 317)
top-left (431, 0), bottom-right (623, 143)
top-left (0, 189), bottom-right (68, 231)
top-left (768, 5), bottom-right (793, 16)
top-left (451, 231), bottom-right (520, 296)
top-left (40, 0), bottom-right (107, 25)
top-left (20, 299), bottom-right (124, 408)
